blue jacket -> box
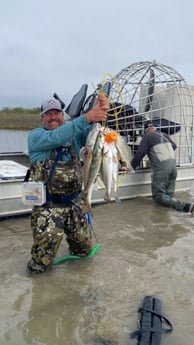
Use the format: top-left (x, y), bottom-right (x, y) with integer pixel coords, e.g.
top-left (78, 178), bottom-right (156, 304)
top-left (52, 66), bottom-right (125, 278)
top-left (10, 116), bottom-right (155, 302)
top-left (28, 115), bottom-right (91, 163)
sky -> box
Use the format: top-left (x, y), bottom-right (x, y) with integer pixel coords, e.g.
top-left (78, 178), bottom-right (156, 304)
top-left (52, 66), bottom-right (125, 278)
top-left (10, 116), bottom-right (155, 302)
top-left (1, 0), bottom-right (194, 109)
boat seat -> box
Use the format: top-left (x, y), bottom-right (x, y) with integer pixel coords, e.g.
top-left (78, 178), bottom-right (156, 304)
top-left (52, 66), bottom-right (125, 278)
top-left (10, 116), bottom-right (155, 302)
top-left (65, 84), bottom-right (88, 118)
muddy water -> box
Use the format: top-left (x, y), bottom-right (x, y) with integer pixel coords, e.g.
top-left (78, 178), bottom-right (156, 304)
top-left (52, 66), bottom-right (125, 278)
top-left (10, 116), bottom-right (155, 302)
top-left (1, 192), bottom-right (194, 345)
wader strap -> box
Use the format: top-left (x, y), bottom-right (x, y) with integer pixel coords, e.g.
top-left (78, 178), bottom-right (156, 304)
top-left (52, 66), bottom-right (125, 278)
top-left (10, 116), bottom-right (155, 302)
top-left (46, 146), bottom-right (63, 185)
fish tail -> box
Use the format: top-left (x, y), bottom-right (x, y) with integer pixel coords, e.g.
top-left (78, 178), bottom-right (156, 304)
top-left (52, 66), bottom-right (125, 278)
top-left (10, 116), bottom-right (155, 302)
top-left (85, 202), bottom-right (93, 216)
top-left (80, 191), bottom-right (93, 216)
top-left (104, 192), bottom-right (111, 203)
top-left (115, 197), bottom-right (121, 204)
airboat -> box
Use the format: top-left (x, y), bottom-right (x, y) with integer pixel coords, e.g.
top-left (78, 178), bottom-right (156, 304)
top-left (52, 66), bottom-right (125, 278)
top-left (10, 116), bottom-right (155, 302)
top-left (90, 60), bottom-right (194, 204)
top-left (1, 60), bottom-right (194, 218)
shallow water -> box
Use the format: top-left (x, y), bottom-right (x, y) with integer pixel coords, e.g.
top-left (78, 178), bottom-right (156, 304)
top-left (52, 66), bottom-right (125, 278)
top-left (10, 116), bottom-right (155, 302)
top-left (1, 192), bottom-right (194, 345)
top-left (0, 129), bottom-right (28, 153)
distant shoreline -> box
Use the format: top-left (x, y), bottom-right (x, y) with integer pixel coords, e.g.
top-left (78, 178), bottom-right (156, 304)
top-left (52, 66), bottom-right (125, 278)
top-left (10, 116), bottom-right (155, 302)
top-left (0, 107), bottom-right (40, 130)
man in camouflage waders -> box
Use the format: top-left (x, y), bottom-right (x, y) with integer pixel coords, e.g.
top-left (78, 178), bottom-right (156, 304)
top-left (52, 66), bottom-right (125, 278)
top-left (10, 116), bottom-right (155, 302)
top-left (27, 94), bottom-right (109, 273)
top-left (131, 121), bottom-right (194, 214)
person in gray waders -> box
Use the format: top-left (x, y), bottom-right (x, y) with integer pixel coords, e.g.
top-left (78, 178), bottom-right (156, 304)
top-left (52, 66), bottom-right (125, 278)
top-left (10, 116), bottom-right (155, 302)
top-left (26, 94), bottom-right (109, 273)
top-left (131, 121), bottom-right (194, 214)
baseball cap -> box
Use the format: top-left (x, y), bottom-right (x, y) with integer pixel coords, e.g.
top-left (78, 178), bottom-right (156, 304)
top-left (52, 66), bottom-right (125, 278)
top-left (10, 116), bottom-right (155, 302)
top-left (144, 120), bottom-right (154, 130)
top-left (40, 98), bottom-right (63, 115)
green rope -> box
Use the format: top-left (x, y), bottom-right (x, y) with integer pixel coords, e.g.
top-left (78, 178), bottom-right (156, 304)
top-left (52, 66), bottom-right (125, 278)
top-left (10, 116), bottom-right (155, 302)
top-left (53, 243), bottom-right (100, 265)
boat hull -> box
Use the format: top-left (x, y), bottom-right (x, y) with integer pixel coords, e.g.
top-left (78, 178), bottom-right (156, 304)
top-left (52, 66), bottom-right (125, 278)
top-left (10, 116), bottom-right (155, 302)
top-left (92, 165), bottom-right (194, 203)
top-left (0, 178), bottom-right (32, 218)
top-left (1, 165), bottom-right (194, 218)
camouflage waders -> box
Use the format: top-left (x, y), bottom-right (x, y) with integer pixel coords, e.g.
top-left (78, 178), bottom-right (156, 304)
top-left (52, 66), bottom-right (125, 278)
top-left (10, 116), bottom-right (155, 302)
top-left (27, 200), bottom-right (92, 273)
top-left (27, 146), bottom-right (92, 273)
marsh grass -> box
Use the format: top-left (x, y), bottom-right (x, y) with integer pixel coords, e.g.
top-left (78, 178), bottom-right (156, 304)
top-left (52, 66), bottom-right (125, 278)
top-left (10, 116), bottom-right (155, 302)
top-left (0, 107), bottom-right (40, 130)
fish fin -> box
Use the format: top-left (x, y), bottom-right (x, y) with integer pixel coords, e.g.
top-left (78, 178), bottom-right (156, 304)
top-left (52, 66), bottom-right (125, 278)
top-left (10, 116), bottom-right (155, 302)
top-left (80, 190), bottom-right (93, 214)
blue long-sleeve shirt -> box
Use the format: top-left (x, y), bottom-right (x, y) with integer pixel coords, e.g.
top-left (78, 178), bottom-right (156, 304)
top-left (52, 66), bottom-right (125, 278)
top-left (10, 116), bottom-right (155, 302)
top-left (28, 115), bottom-right (91, 163)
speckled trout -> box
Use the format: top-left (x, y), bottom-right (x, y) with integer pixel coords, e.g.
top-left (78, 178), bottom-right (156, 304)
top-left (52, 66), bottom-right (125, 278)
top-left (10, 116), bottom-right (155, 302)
top-left (115, 133), bottom-right (134, 172)
top-left (100, 141), bottom-right (121, 203)
top-left (80, 123), bottom-right (102, 189)
top-left (82, 129), bottom-right (104, 211)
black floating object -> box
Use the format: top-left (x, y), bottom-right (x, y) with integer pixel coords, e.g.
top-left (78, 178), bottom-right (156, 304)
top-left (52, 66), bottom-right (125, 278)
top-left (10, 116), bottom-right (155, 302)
top-left (131, 296), bottom-right (173, 345)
